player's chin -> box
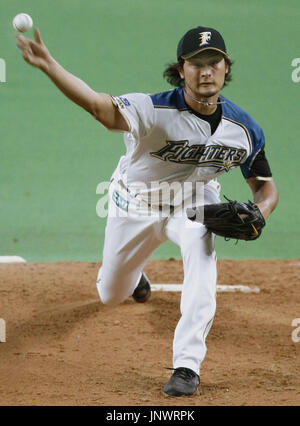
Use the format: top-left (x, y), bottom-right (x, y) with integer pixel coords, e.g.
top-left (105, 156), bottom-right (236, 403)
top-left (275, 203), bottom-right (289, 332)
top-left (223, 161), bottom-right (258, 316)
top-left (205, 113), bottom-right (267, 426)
top-left (197, 84), bottom-right (219, 97)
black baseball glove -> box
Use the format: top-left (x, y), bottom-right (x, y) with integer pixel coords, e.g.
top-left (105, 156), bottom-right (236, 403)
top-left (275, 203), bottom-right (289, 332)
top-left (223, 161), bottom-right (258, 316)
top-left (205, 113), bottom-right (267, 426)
top-left (186, 197), bottom-right (266, 241)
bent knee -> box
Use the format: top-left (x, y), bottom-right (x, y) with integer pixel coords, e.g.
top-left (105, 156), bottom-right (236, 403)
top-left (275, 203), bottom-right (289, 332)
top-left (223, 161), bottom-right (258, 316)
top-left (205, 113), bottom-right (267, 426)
top-left (99, 293), bottom-right (125, 307)
top-left (96, 281), bottom-right (127, 306)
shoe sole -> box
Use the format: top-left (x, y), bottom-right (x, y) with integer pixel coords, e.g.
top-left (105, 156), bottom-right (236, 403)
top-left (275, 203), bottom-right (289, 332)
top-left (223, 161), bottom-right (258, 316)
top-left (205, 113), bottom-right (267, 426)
top-left (162, 389), bottom-right (198, 397)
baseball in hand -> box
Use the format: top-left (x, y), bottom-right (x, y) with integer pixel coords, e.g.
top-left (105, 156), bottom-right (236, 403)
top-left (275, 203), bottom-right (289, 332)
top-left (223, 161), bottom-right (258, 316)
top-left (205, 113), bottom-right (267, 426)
top-left (13, 13), bottom-right (33, 32)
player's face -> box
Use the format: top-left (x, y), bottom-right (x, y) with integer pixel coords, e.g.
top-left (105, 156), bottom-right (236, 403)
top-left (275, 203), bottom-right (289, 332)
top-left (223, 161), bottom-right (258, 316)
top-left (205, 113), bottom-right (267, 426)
top-left (179, 51), bottom-right (229, 99)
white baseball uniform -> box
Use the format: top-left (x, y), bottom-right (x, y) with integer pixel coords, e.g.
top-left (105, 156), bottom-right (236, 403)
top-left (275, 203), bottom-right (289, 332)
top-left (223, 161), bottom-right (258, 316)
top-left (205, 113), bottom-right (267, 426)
top-left (96, 87), bottom-right (267, 375)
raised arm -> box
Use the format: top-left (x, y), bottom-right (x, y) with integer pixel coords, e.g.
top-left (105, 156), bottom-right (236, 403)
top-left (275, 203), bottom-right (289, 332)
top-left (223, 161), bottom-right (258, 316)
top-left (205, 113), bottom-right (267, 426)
top-left (16, 29), bottom-right (130, 132)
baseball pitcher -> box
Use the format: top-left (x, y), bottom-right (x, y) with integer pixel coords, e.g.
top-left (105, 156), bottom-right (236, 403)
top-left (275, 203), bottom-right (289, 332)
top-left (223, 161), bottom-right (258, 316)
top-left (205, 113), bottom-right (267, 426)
top-left (17, 26), bottom-right (278, 397)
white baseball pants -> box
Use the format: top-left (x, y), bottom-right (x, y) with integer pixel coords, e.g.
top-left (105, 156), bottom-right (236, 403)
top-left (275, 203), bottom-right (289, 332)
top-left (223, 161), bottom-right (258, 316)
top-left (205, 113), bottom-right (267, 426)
top-left (96, 178), bottom-right (220, 376)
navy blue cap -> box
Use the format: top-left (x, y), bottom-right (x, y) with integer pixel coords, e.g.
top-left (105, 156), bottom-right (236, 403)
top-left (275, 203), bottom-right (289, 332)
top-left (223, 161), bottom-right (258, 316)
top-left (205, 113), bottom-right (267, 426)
top-left (177, 26), bottom-right (228, 60)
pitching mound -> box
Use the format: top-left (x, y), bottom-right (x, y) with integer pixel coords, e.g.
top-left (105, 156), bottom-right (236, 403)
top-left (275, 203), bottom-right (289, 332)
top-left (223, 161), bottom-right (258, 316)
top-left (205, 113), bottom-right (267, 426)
top-left (0, 259), bottom-right (299, 406)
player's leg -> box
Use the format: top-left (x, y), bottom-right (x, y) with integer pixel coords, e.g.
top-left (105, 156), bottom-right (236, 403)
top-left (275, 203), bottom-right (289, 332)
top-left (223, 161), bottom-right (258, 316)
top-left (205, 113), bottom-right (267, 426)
top-left (162, 179), bottom-right (220, 396)
top-left (165, 216), bottom-right (217, 375)
top-left (96, 214), bottom-right (164, 306)
top-left (96, 175), bottom-right (167, 306)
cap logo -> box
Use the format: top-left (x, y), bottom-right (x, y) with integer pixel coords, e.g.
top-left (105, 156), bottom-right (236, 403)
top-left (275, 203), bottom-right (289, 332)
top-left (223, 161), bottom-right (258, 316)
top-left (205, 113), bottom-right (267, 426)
top-left (199, 31), bottom-right (211, 46)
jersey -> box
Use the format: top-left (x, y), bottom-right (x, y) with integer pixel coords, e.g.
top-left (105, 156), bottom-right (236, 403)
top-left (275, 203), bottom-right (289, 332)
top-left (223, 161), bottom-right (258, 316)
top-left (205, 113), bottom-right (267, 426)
top-left (110, 87), bottom-right (270, 208)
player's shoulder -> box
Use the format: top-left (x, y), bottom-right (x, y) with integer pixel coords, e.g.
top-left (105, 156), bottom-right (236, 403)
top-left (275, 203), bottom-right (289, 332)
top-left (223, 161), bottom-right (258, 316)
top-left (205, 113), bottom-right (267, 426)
top-left (220, 94), bottom-right (263, 136)
top-left (115, 92), bottom-right (151, 106)
top-left (112, 92), bottom-right (155, 115)
top-left (149, 87), bottom-right (188, 111)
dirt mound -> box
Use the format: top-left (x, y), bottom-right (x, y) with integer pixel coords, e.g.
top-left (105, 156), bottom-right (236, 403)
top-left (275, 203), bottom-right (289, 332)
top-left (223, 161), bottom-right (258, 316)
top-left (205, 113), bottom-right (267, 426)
top-left (0, 259), bottom-right (299, 406)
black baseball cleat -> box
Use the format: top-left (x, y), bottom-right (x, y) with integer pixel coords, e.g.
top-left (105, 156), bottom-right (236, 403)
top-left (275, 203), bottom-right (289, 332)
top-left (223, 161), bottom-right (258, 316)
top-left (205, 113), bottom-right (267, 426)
top-left (163, 367), bottom-right (200, 397)
top-left (132, 273), bottom-right (151, 303)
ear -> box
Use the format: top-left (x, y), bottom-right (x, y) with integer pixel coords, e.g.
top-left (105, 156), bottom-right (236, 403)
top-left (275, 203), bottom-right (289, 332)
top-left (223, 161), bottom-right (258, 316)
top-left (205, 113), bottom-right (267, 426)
top-left (178, 62), bottom-right (184, 80)
top-left (225, 62), bottom-right (229, 75)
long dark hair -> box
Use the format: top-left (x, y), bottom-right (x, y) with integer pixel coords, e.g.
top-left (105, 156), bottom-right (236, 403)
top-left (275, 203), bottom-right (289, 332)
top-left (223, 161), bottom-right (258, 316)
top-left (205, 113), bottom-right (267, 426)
top-left (163, 56), bottom-right (234, 87)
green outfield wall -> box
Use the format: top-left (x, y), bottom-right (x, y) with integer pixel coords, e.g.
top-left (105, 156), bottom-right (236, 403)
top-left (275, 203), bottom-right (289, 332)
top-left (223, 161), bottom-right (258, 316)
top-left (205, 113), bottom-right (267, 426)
top-left (1, 0), bottom-right (299, 261)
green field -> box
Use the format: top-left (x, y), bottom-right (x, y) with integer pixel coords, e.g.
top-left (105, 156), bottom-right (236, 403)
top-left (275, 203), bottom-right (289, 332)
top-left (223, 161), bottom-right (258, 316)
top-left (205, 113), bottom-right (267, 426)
top-left (1, 0), bottom-right (299, 261)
